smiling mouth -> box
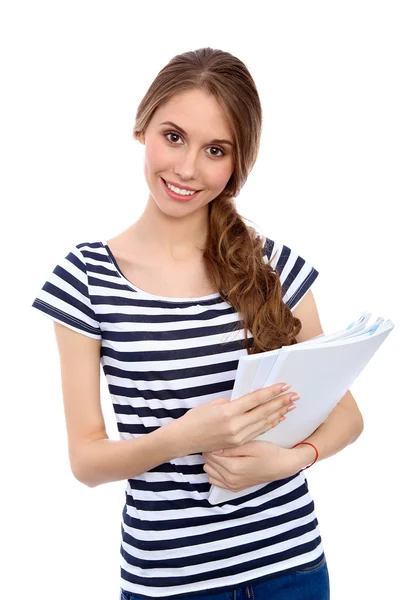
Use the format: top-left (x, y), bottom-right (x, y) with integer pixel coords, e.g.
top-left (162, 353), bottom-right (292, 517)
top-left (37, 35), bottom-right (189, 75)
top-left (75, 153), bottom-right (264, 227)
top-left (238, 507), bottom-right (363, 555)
top-left (161, 178), bottom-right (202, 193)
top-left (160, 178), bottom-right (203, 202)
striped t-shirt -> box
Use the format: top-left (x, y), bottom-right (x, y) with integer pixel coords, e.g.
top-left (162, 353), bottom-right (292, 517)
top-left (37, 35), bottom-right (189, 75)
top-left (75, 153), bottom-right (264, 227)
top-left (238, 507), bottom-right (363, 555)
top-left (32, 234), bottom-right (323, 599)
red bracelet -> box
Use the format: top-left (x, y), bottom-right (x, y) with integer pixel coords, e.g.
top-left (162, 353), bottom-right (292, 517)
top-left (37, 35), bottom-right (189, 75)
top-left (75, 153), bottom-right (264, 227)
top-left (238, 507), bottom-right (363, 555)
top-left (292, 442), bottom-right (319, 470)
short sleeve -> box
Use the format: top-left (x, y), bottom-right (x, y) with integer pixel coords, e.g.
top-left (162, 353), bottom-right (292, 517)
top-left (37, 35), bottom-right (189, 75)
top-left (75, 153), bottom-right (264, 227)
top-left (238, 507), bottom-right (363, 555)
top-left (262, 235), bottom-right (319, 311)
top-left (31, 244), bottom-right (102, 339)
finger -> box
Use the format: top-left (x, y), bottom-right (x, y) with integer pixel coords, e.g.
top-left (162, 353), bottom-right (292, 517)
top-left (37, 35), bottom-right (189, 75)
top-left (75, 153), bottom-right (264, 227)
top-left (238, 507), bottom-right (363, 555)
top-left (235, 411), bottom-right (287, 445)
top-left (204, 462), bottom-right (223, 480)
top-left (265, 401), bottom-right (297, 424)
top-left (260, 393), bottom-right (298, 416)
top-left (204, 452), bottom-right (224, 465)
top-left (254, 413), bottom-right (288, 438)
top-left (208, 476), bottom-right (229, 489)
top-left (234, 394), bottom-right (296, 443)
top-left (232, 382), bottom-right (292, 416)
top-left (204, 464), bottom-right (230, 489)
top-left (204, 455), bottom-right (233, 477)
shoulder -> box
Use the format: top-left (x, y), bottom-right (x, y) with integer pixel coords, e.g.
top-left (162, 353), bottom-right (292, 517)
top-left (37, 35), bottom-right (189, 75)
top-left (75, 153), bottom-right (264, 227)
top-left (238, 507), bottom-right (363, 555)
top-left (43, 240), bottom-right (106, 291)
top-left (32, 239), bottom-right (103, 339)
top-left (258, 233), bottom-right (320, 309)
top-left (75, 240), bottom-right (105, 257)
top-left (64, 240), bottom-right (107, 270)
top-left (258, 234), bottom-right (291, 271)
top-left (57, 240), bottom-right (104, 260)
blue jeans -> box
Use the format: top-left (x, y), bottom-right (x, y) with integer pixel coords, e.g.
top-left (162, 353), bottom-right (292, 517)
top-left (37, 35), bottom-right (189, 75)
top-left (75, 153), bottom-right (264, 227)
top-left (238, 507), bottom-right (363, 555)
top-left (120, 553), bottom-right (330, 600)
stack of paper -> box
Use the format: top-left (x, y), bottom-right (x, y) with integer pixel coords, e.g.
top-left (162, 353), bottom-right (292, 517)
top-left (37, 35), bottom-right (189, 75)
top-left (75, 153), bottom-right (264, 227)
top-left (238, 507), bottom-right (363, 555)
top-left (208, 314), bottom-right (394, 505)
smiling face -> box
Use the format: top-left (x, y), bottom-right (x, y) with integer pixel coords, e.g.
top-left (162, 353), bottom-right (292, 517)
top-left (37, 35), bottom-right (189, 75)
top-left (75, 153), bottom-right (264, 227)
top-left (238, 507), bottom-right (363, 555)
top-left (137, 88), bottom-right (235, 216)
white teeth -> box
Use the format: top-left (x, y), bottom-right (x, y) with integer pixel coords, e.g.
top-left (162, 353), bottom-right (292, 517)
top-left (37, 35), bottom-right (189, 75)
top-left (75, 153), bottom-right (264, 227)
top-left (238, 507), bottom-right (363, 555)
top-left (165, 181), bottom-right (196, 196)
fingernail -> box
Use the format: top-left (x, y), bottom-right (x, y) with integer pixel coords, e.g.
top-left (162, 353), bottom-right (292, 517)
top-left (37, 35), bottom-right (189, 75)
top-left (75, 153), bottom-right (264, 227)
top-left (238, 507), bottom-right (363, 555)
top-left (279, 415), bottom-right (286, 422)
top-left (287, 403), bottom-right (297, 411)
top-left (281, 384), bottom-right (291, 392)
top-left (290, 394), bottom-right (300, 401)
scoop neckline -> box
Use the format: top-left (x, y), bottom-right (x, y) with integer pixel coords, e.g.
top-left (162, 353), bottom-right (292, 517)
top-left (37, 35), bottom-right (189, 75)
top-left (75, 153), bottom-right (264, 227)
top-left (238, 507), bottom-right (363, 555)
top-left (100, 241), bottom-right (221, 303)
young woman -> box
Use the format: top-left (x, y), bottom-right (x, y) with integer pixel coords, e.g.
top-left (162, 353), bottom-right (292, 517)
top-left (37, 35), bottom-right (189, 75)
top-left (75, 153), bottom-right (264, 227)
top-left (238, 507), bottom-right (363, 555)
top-left (32, 47), bottom-right (364, 600)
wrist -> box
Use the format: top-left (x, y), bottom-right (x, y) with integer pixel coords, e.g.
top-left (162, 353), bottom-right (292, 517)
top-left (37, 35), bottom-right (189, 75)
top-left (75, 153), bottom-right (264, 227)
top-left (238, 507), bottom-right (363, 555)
top-left (156, 419), bottom-right (191, 460)
top-left (291, 443), bottom-right (318, 472)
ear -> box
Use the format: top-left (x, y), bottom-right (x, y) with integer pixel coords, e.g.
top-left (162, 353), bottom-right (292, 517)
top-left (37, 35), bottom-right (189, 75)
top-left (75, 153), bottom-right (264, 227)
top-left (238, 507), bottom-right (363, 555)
top-left (135, 131), bottom-right (145, 145)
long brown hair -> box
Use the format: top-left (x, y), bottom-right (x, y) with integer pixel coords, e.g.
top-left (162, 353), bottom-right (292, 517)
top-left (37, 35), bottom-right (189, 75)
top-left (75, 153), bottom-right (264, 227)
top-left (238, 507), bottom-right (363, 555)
top-left (133, 47), bottom-right (301, 354)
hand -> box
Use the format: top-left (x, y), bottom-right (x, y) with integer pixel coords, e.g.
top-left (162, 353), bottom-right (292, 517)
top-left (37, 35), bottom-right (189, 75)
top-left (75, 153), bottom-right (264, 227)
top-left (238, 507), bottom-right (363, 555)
top-left (174, 382), bottom-right (299, 455)
top-left (202, 440), bottom-right (297, 492)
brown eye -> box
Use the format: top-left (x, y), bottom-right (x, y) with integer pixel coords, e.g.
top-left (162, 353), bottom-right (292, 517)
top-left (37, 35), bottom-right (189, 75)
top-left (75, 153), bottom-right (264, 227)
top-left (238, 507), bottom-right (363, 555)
top-left (164, 132), bottom-right (183, 144)
top-left (207, 146), bottom-right (225, 157)
top-left (164, 132), bottom-right (225, 158)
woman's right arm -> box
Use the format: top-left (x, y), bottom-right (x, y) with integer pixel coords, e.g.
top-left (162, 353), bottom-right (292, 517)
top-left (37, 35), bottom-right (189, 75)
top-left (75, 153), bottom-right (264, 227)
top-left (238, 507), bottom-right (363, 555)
top-left (54, 322), bottom-right (297, 488)
top-left (53, 322), bottom-right (189, 488)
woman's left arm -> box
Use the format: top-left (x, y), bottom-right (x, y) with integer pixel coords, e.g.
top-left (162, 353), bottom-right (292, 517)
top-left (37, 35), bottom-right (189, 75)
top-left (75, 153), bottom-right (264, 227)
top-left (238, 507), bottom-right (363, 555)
top-left (288, 289), bottom-right (364, 472)
top-left (203, 290), bottom-right (363, 491)
top-left (203, 290), bottom-right (365, 491)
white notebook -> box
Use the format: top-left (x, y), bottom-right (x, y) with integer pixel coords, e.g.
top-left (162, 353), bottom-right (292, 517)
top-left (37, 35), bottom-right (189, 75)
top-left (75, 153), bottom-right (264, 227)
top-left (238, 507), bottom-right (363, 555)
top-left (208, 314), bottom-right (395, 505)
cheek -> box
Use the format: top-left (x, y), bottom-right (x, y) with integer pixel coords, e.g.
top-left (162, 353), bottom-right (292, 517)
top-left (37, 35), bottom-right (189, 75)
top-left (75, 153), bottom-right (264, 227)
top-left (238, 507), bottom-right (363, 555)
top-left (143, 138), bottom-right (165, 173)
top-left (212, 162), bottom-right (234, 190)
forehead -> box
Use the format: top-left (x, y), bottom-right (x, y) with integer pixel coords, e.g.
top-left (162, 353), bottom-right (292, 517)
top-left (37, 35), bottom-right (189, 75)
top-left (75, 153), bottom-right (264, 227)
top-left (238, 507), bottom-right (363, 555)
top-left (152, 89), bottom-right (233, 139)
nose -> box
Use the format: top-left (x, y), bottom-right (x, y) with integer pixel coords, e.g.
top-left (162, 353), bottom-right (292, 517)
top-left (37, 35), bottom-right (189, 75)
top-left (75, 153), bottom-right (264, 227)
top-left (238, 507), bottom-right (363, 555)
top-left (173, 148), bottom-right (199, 182)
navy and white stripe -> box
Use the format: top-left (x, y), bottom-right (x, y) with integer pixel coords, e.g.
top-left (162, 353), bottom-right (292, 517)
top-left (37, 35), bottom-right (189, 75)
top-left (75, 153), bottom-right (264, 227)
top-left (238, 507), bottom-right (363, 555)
top-left (32, 235), bottom-right (322, 599)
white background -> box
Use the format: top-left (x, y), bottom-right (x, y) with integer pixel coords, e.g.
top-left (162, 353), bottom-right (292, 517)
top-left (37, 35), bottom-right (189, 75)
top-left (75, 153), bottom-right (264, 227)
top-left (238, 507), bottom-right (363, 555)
top-left (1, 1), bottom-right (399, 599)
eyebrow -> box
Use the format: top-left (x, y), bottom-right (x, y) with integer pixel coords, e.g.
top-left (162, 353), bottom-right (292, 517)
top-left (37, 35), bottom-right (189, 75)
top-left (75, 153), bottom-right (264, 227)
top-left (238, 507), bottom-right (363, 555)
top-left (159, 121), bottom-right (234, 147)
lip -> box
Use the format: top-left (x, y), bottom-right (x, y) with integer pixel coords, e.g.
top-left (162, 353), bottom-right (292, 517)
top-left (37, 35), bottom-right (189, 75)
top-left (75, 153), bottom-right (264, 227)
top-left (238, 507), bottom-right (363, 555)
top-left (161, 178), bottom-right (201, 202)
top-left (162, 178), bottom-right (201, 192)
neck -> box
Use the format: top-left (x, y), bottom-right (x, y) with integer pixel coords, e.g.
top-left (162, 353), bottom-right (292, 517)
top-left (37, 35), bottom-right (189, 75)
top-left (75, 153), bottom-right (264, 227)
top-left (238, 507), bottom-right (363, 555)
top-left (129, 193), bottom-right (210, 261)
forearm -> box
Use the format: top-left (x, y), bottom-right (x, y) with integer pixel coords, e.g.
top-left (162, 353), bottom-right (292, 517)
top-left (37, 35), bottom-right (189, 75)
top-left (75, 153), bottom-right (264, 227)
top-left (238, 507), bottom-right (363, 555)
top-left (74, 421), bottom-right (189, 488)
top-left (288, 391), bottom-right (364, 474)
